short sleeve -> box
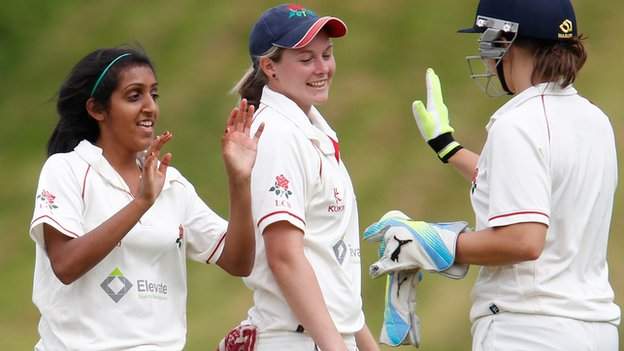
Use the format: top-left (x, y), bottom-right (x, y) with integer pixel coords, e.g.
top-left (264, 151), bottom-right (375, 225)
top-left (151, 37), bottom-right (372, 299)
top-left (180, 175), bottom-right (228, 264)
top-left (486, 119), bottom-right (551, 227)
top-left (251, 122), bottom-right (308, 235)
top-left (30, 155), bottom-right (85, 248)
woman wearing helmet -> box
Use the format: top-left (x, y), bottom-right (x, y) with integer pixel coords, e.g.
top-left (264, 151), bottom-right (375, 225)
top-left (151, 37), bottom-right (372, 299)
top-left (410, 0), bottom-right (620, 349)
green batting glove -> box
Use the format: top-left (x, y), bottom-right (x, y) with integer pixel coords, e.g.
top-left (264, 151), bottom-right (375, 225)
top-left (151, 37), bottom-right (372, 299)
top-left (411, 68), bottom-right (463, 163)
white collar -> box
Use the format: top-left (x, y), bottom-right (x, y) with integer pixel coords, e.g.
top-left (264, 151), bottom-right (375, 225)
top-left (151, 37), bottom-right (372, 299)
top-left (260, 86), bottom-right (339, 156)
top-left (74, 140), bottom-right (181, 193)
top-left (486, 83), bottom-right (578, 131)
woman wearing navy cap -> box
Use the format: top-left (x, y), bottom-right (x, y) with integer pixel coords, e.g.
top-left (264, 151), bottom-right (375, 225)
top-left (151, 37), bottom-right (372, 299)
top-left (220, 4), bottom-right (379, 351)
top-left (407, 0), bottom-right (620, 349)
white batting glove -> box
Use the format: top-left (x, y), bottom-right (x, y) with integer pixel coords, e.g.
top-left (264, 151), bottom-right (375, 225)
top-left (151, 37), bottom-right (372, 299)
top-left (363, 210), bottom-right (469, 280)
top-left (411, 68), bottom-right (463, 163)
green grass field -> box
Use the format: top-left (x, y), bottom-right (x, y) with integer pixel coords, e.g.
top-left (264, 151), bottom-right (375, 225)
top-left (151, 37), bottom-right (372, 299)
top-left (1, 1), bottom-right (622, 349)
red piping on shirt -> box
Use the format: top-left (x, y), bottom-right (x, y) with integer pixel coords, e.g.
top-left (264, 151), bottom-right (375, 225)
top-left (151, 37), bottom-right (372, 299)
top-left (31, 215), bottom-right (80, 238)
top-left (489, 211), bottom-right (549, 222)
top-left (328, 136), bottom-right (340, 163)
top-left (257, 210), bottom-right (305, 229)
top-left (81, 165), bottom-right (91, 200)
top-left (206, 232), bottom-right (227, 264)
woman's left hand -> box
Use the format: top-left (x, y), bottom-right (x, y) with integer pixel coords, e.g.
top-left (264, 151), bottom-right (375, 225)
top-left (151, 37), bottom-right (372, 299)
top-left (222, 99), bottom-right (264, 181)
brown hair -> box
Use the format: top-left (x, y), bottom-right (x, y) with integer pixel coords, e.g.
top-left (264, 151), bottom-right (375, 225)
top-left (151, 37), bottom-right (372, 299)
top-left (514, 35), bottom-right (587, 88)
top-left (232, 47), bottom-right (284, 109)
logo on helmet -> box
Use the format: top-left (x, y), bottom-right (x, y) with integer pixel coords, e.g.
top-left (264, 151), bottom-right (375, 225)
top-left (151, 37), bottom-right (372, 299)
top-left (558, 19), bottom-right (574, 39)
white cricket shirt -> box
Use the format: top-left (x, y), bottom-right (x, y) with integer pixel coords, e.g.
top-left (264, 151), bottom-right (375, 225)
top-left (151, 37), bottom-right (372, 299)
top-left (30, 140), bottom-right (228, 350)
top-left (243, 86), bottom-right (365, 333)
top-left (469, 83), bottom-right (620, 325)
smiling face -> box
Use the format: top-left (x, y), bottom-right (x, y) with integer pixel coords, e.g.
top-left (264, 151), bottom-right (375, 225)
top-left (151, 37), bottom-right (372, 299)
top-left (93, 65), bottom-right (159, 155)
top-left (265, 31), bottom-right (335, 112)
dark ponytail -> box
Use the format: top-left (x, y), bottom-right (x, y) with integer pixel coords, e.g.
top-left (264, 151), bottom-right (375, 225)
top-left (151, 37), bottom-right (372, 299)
top-left (514, 35), bottom-right (587, 88)
top-left (48, 46), bottom-right (154, 156)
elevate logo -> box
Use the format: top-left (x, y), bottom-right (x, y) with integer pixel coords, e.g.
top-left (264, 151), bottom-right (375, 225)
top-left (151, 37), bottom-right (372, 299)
top-left (100, 267), bottom-right (133, 303)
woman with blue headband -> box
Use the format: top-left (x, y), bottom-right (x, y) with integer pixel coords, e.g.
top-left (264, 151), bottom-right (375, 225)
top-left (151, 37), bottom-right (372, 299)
top-left (29, 46), bottom-right (263, 350)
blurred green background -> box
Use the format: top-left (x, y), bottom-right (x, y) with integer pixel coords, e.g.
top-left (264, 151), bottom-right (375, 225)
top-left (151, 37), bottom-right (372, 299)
top-left (1, 0), bottom-right (622, 350)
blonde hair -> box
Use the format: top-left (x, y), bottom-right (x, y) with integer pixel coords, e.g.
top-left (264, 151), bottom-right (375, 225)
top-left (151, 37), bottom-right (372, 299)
top-left (232, 46), bottom-right (284, 108)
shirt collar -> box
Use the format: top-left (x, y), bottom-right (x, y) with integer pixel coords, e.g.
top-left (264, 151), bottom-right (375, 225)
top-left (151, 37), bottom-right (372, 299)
top-left (74, 140), bottom-right (181, 193)
top-left (486, 83), bottom-right (578, 131)
top-left (260, 85), bottom-right (338, 155)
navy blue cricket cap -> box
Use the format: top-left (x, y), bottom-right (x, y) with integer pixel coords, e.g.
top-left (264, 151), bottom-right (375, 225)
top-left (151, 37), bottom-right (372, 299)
top-left (458, 0), bottom-right (578, 40)
top-left (249, 4), bottom-right (347, 59)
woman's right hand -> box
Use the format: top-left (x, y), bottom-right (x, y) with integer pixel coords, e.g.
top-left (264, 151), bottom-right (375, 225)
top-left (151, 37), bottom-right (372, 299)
top-left (221, 99), bottom-right (264, 182)
top-left (137, 131), bottom-right (173, 207)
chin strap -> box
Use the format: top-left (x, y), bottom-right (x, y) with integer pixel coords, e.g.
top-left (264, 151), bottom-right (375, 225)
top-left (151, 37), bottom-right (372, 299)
top-left (496, 59), bottom-right (513, 95)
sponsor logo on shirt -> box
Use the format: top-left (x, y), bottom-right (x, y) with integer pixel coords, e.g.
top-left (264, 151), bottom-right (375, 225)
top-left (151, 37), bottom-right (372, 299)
top-left (136, 279), bottom-right (168, 299)
top-left (100, 267), bottom-right (133, 303)
top-left (328, 187), bottom-right (345, 213)
top-left (36, 189), bottom-right (58, 210)
top-left (333, 239), bottom-right (360, 265)
top-left (333, 239), bottom-right (347, 264)
top-left (100, 267), bottom-right (169, 302)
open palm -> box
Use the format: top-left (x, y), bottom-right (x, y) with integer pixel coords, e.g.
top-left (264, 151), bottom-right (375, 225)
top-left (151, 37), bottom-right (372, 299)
top-left (222, 99), bottom-right (264, 180)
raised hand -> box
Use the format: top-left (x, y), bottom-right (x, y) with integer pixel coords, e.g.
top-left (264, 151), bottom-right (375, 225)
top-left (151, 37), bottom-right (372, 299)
top-left (137, 131), bottom-right (173, 206)
top-left (222, 99), bottom-right (264, 181)
top-left (411, 68), bottom-right (463, 163)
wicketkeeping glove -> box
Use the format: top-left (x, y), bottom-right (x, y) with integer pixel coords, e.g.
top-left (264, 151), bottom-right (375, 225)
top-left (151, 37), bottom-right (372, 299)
top-left (412, 68), bottom-right (463, 163)
top-left (379, 270), bottom-right (422, 347)
top-left (364, 210), bottom-right (469, 279)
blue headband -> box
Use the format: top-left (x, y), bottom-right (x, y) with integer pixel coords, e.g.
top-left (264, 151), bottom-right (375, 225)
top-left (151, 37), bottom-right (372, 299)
top-left (90, 53), bottom-right (132, 97)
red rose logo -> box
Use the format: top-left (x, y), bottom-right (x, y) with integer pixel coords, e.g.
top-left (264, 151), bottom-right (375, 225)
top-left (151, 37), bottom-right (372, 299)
top-left (37, 189), bottom-right (59, 210)
top-left (269, 174), bottom-right (293, 198)
top-left (276, 175), bottom-right (289, 190)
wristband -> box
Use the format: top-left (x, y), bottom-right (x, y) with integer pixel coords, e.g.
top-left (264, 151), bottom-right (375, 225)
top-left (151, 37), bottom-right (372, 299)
top-left (427, 132), bottom-right (463, 163)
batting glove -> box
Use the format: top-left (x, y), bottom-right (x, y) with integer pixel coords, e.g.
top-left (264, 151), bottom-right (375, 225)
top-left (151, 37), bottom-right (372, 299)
top-left (411, 68), bottom-right (463, 163)
top-left (364, 210), bottom-right (469, 279)
top-left (380, 271), bottom-right (422, 347)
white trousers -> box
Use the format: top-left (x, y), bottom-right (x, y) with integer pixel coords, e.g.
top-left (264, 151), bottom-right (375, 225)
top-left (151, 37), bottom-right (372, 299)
top-left (255, 331), bottom-right (358, 351)
top-left (472, 312), bottom-right (619, 351)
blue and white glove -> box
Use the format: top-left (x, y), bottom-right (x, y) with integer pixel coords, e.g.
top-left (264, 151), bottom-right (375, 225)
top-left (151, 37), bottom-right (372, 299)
top-left (380, 270), bottom-right (422, 347)
top-left (364, 210), bottom-right (469, 280)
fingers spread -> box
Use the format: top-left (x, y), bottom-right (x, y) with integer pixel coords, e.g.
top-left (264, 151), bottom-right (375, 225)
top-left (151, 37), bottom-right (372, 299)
top-left (159, 153), bottom-right (172, 173)
top-left (235, 99), bottom-right (248, 132)
top-left (226, 107), bottom-right (239, 132)
top-left (154, 131), bottom-right (173, 155)
top-left (244, 104), bottom-right (255, 135)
